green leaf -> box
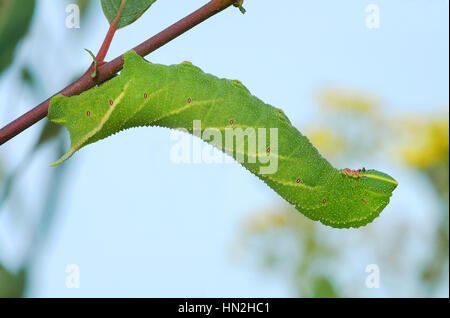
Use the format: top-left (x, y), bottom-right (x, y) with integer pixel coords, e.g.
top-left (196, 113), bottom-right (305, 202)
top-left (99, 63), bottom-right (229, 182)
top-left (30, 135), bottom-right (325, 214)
top-left (0, 264), bottom-right (26, 298)
top-left (48, 51), bottom-right (398, 229)
top-left (0, 0), bottom-right (36, 75)
top-left (101, 0), bottom-right (156, 29)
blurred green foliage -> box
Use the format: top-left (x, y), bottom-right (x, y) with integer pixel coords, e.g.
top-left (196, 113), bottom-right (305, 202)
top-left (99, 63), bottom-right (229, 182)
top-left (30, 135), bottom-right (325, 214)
top-left (77, 0), bottom-right (93, 18)
top-left (0, 0), bottom-right (94, 298)
top-left (0, 264), bottom-right (26, 298)
top-left (0, 0), bottom-right (36, 75)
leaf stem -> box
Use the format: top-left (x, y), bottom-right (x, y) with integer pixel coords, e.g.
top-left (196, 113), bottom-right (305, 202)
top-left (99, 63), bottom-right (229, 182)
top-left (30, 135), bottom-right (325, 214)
top-left (0, 0), bottom-right (241, 146)
top-left (94, 0), bottom-right (126, 66)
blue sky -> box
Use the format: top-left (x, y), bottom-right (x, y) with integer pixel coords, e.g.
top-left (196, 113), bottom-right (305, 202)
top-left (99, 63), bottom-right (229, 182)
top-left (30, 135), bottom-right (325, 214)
top-left (0, 0), bottom-right (448, 297)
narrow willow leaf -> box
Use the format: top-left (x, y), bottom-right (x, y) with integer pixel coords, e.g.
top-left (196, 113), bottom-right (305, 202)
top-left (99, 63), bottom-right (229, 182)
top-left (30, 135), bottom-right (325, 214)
top-left (0, 0), bottom-right (36, 75)
top-left (48, 51), bottom-right (398, 229)
top-left (101, 0), bottom-right (156, 29)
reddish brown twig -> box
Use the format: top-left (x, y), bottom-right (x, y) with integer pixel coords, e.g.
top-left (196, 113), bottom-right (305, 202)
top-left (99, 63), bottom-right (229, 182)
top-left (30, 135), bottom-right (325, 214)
top-left (93, 0), bottom-right (125, 68)
top-left (0, 0), bottom-right (239, 146)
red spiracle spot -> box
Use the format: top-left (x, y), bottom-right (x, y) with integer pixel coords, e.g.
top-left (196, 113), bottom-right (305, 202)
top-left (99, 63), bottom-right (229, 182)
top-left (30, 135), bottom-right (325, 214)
top-left (109, 99), bottom-right (113, 106)
top-left (86, 110), bottom-right (91, 117)
top-left (267, 147), bottom-right (271, 153)
top-left (361, 198), bottom-right (367, 204)
top-left (230, 119), bottom-right (234, 125)
top-left (296, 178), bottom-right (301, 183)
top-left (322, 198), bottom-right (327, 204)
top-left (144, 93), bottom-right (148, 99)
top-left (187, 97), bottom-right (192, 103)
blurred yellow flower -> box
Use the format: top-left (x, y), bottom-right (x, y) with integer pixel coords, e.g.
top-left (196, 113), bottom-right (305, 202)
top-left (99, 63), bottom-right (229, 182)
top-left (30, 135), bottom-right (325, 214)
top-left (305, 128), bottom-right (346, 158)
top-left (401, 118), bottom-right (449, 169)
top-left (317, 87), bottom-right (378, 114)
top-left (247, 211), bottom-right (287, 233)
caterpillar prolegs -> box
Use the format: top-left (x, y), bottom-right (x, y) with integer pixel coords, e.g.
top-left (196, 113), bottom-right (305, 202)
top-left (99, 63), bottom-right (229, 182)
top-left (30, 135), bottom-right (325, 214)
top-left (48, 51), bottom-right (398, 228)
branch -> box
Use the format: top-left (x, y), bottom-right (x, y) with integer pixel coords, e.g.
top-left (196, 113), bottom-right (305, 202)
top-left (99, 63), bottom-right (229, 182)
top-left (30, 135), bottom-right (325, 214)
top-left (0, 0), bottom-right (240, 146)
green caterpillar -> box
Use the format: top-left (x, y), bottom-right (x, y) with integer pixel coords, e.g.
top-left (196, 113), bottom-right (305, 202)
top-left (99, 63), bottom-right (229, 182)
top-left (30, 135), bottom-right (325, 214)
top-left (48, 50), bottom-right (398, 228)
